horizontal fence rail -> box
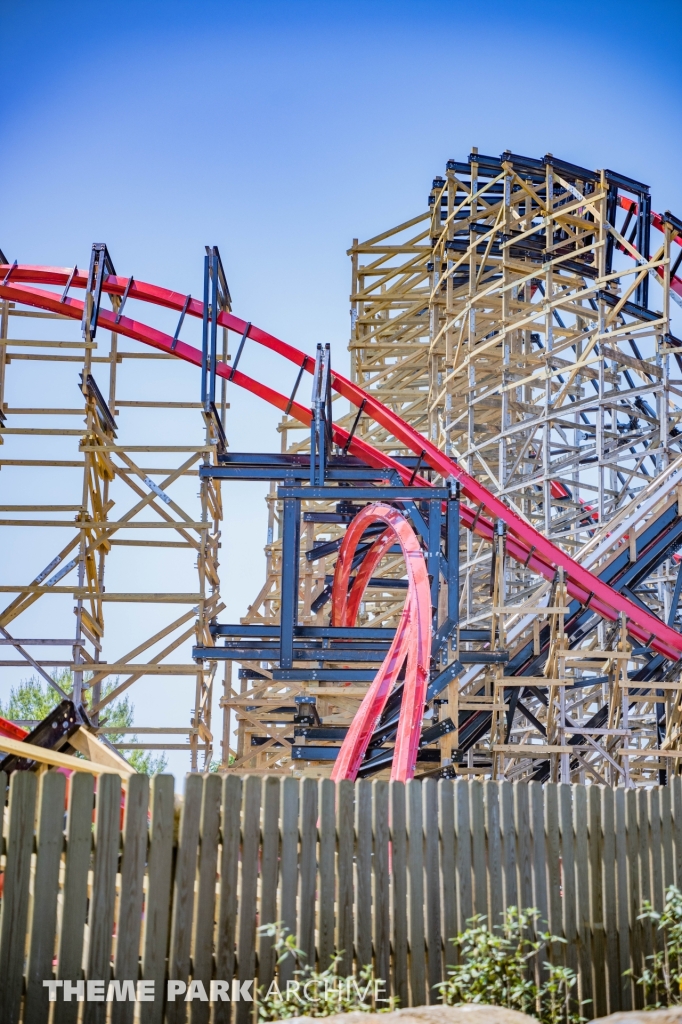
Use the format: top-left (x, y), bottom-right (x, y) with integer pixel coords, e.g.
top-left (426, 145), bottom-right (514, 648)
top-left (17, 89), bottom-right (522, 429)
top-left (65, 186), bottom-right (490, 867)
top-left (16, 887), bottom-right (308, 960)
top-left (1, 771), bottom-right (682, 1022)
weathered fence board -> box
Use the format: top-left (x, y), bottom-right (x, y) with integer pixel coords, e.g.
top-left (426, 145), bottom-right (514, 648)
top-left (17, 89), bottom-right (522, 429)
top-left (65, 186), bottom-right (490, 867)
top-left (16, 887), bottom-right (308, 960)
top-left (214, 774), bottom-right (241, 1024)
top-left (113, 773), bottom-right (149, 1024)
top-left (373, 780), bottom-right (390, 992)
top-left (390, 778), bottom-right (408, 1007)
top-left (0, 770), bottom-right (36, 1024)
top-left (2, 771), bottom-right (682, 1022)
top-left (24, 771), bottom-right (66, 1024)
top-left (258, 775), bottom-right (281, 990)
top-left (167, 772), bottom-right (202, 1024)
top-left (236, 775), bottom-right (261, 1024)
top-left (142, 773), bottom-right (175, 1024)
top-left (278, 775), bottom-right (299, 987)
top-left (54, 771), bottom-right (94, 1024)
top-left (192, 773), bottom-right (222, 1024)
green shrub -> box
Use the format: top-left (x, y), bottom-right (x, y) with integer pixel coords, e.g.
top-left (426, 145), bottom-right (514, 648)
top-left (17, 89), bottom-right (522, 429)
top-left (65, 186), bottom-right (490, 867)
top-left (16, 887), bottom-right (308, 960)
top-left (256, 924), bottom-right (393, 1019)
top-left (627, 884), bottom-right (682, 1007)
top-left (437, 907), bottom-right (585, 1024)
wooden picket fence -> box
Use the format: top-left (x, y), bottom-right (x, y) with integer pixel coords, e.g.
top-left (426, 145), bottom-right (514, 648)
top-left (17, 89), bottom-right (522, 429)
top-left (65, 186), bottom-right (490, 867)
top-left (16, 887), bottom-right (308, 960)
top-left (1, 770), bottom-right (682, 1024)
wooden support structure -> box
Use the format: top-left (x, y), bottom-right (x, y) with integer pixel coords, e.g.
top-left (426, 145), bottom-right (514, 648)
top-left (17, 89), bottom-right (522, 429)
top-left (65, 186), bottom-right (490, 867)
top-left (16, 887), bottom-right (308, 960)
top-left (228, 151), bottom-right (682, 785)
top-left (0, 254), bottom-right (225, 770)
top-left (2, 156), bottom-right (682, 781)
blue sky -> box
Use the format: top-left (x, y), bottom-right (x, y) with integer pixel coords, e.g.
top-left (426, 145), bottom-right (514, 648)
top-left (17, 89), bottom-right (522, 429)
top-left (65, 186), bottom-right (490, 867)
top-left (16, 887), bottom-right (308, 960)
top-left (1, 0), bottom-right (681, 772)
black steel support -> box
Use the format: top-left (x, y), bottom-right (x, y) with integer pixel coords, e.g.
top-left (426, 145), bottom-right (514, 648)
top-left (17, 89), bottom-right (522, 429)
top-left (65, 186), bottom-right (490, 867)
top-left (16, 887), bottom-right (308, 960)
top-left (201, 252), bottom-right (211, 407)
top-left (82, 243), bottom-right (116, 340)
top-left (605, 186), bottom-right (618, 275)
top-left (280, 496), bottom-right (300, 668)
top-left (669, 558), bottom-right (682, 627)
top-left (428, 498), bottom-right (442, 618)
top-left (430, 482), bottom-right (460, 657)
top-left (448, 484), bottom-right (460, 628)
top-left (636, 192), bottom-right (651, 307)
top-left (195, 445), bottom-right (471, 769)
top-left (310, 343), bottom-right (332, 485)
top-left (201, 245), bottom-right (231, 413)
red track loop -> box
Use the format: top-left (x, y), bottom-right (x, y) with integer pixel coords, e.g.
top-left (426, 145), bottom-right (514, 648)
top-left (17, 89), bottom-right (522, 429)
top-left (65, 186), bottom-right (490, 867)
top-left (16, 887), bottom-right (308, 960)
top-left (1, 266), bottom-right (682, 663)
top-left (329, 504), bottom-right (431, 782)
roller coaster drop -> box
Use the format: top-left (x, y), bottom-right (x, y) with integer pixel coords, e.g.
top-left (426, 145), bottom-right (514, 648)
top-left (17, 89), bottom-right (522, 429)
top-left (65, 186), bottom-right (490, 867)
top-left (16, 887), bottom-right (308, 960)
top-left (2, 149), bottom-right (682, 784)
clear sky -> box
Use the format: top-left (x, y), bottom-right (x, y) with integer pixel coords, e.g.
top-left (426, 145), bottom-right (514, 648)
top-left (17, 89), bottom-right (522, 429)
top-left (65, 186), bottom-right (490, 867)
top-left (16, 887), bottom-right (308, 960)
top-left (1, 0), bottom-right (681, 773)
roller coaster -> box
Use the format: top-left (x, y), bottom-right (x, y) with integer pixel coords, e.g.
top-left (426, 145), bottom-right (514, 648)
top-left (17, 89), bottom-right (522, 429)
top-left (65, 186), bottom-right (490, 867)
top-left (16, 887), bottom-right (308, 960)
top-left (2, 148), bottom-right (682, 785)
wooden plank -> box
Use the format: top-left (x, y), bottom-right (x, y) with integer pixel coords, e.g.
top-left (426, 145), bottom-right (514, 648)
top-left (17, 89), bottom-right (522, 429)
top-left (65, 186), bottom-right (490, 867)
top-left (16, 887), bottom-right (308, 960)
top-left (84, 773), bottom-right (122, 1024)
top-left (0, 733), bottom-right (132, 774)
top-left (588, 784), bottom-right (606, 1019)
top-left (317, 778), bottom-right (335, 972)
top-left (559, 785), bottom-right (578, 982)
top-left (279, 775), bottom-right (300, 986)
top-left (672, 776), bottom-right (682, 890)
top-left (485, 781), bottom-right (503, 930)
top-left (215, 775), bottom-right (243, 1024)
top-left (515, 782), bottom-right (533, 915)
top-left (500, 780), bottom-right (517, 912)
top-left (0, 771), bottom-right (38, 1024)
top-left (455, 780), bottom-right (472, 932)
top-left (355, 779), bottom-right (373, 970)
top-left (530, 781), bottom-right (548, 950)
top-left (191, 773), bottom-right (222, 1024)
top-left (24, 771), bottom-right (67, 1024)
top-left (439, 780), bottom-right (457, 967)
top-left (661, 783), bottom-right (674, 892)
top-left (406, 779), bottom-right (426, 1006)
top-left (337, 779), bottom-right (355, 978)
top-left (166, 773), bottom-right (203, 1024)
top-left (649, 787), bottom-right (664, 913)
top-left (55, 772), bottom-right (95, 1024)
top-left (112, 773), bottom-right (149, 1024)
top-left (601, 786), bottom-right (619, 1014)
top-left (237, 775), bottom-right (262, 1024)
top-left (390, 781), bottom-right (409, 1008)
top-left (141, 774), bottom-right (176, 1024)
top-left (373, 779), bottom-right (390, 998)
top-left (573, 783), bottom-right (592, 1013)
top-left (470, 781), bottom-right (487, 919)
top-left (626, 787), bottom-right (643, 1008)
top-left (424, 778), bottom-right (442, 998)
top-left (298, 777), bottom-right (318, 964)
top-left (637, 786), bottom-right (653, 971)
top-left (259, 777), bottom-right (281, 989)
top-left (614, 788), bottom-right (632, 1010)
top-left (545, 783), bottom-right (562, 964)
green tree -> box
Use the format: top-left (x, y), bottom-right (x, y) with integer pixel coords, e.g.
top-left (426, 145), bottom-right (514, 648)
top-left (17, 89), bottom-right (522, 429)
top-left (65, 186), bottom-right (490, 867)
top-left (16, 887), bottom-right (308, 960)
top-left (0, 672), bottom-right (167, 776)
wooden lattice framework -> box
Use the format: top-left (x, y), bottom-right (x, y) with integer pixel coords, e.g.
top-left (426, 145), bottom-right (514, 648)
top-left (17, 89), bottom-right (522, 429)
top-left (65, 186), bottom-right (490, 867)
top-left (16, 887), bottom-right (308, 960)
top-left (0, 267), bottom-right (225, 769)
top-left (4, 151), bottom-right (682, 782)
top-left (230, 149), bottom-right (682, 785)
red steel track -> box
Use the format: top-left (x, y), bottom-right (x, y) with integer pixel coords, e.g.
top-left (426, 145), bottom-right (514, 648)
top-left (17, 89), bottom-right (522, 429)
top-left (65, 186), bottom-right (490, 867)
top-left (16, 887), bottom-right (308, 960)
top-left (2, 261), bottom-right (682, 777)
top-left (329, 503), bottom-right (431, 780)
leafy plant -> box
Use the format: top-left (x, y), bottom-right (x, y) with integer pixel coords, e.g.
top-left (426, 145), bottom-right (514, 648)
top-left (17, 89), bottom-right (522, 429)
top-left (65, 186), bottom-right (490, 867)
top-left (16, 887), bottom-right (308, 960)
top-left (626, 884), bottom-right (682, 1008)
top-left (0, 673), bottom-right (167, 775)
top-left (256, 923), bottom-right (393, 1019)
top-left (437, 907), bottom-right (585, 1024)
top-left (0, 670), bottom-right (70, 721)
